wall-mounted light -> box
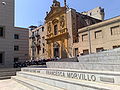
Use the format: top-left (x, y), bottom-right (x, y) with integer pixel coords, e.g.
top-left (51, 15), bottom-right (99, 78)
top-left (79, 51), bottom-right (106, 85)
top-left (2, 2), bottom-right (6, 5)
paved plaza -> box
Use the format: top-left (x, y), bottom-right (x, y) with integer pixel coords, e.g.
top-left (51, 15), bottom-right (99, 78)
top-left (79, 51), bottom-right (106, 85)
top-left (0, 79), bottom-right (31, 90)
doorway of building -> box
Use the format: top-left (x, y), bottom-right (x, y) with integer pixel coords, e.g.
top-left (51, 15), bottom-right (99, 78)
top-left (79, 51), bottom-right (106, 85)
top-left (54, 48), bottom-right (59, 58)
top-left (53, 42), bottom-right (60, 58)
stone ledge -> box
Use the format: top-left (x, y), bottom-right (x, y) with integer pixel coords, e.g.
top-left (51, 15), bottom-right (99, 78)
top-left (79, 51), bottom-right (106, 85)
top-left (15, 71), bottom-right (120, 90)
top-left (21, 68), bottom-right (120, 85)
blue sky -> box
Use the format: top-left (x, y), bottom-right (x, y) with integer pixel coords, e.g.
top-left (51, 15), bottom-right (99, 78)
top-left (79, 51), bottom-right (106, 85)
top-left (15, 0), bottom-right (120, 28)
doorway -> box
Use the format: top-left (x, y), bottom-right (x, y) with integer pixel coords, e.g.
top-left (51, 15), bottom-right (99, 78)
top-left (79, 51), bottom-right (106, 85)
top-left (54, 48), bottom-right (59, 58)
top-left (53, 42), bottom-right (60, 58)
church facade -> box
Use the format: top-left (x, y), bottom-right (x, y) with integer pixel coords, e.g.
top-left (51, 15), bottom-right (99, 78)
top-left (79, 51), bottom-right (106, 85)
top-left (29, 0), bottom-right (104, 59)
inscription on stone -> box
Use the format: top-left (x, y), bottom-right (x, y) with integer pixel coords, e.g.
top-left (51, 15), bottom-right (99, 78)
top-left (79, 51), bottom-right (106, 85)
top-left (22, 69), bottom-right (115, 84)
top-left (46, 70), bottom-right (96, 82)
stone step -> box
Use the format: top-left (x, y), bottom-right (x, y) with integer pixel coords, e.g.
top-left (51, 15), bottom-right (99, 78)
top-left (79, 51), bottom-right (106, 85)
top-left (0, 68), bottom-right (20, 76)
top-left (47, 62), bottom-right (120, 71)
top-left (0, 72), bottom-right (16, 76)
top-left (77, 48), bottom-right (120, 63)
top-left (12, 76), bottom-right (64, 90)
top-left (0, 76), bottom-right (11, 80)
top-left (78, 56), bottom-right (120, 62)
top-left (15, 71), bottom-right (120, 90)
top-left (0, 68), bottom-right (21, 72)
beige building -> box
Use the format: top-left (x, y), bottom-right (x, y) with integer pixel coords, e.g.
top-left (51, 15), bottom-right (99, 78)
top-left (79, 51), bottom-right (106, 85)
top-left (73, 16), bottom-right (120, 56)
top-left (29, 25), bottom-right (47, 60)
top-left (0, 0), bottom-right (29, 68)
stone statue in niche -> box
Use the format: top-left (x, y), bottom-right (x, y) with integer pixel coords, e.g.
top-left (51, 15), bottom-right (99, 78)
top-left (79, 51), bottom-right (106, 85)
top-left (47, 23), bottom-right (51, 33)
top-left (60, 16), bottom-right (65, 28)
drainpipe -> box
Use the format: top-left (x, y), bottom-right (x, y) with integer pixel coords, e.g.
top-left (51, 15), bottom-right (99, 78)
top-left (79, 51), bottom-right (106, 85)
top-left (88, 27), bottom-right (92, 54)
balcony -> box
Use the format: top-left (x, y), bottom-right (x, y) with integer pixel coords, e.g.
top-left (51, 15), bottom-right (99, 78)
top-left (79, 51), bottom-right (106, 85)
top-left (29, 35), bottom-right (35, 39)
top-left (35, 33), bottom-right (40, 37)
top-left (58, 28), bottom-right (68, 34)
top-left (31, 45), bottom-right (35, 48)
top-left (46, 28), bottom-right (68, 40)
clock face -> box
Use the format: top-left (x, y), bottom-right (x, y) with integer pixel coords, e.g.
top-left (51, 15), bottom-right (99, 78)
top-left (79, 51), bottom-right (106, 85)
top-left (60, 16), bottom-right (65, 28)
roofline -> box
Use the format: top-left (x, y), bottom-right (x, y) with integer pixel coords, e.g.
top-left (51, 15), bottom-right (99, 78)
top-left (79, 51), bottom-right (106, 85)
top-left (31, 25), bottom-right (44, 32)
top-left (14, 27), bottom-right (28, 30)
top-left (78, 15), bottom-right (120, 33)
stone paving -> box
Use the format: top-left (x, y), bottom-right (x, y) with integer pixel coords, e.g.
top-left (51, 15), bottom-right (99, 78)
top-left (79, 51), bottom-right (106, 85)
top-left (0, 79), bottom-right (31, 90)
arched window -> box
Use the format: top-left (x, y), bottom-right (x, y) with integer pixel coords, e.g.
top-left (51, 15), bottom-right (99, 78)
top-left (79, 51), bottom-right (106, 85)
top-left (54, 25), bottom-right (58, 35)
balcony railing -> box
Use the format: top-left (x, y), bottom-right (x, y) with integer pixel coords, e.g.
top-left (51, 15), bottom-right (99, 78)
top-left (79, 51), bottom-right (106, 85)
top-left (58, 28), bottom-right (68, 34)
top-left (46, 28), bottom-right (68, 39)
top-left (29, 35), bottom-right (35, 39)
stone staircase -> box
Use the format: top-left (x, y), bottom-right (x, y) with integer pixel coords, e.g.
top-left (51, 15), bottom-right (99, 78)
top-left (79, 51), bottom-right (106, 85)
top-left (0, 68), bottom-right (20, 80)
top-left (12, 76), bottom-right (64, 90)
top-left (11, 68), bottom-right (120, 90)
top-left (47, 48), bottom-right (120, 72)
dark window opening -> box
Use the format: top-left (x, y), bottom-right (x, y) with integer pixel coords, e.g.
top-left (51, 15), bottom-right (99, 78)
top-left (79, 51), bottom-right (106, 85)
top-left (95, 30), bottom-right (102, 39)
top-left (96, 47), bottom-right (104, 52)
top-left (82, 34), bottom-right (88, 41)
top-left (42, 27), bottom-right (44, 32)
top-left (0, 27), bottom-right (4, 37)
top-left (0, 53), bottom-right (3, 63)
top-left (37, 46), bottom-right (40, 54)
top-left (14, 46), bottom-right (19, 51)
top-left (73, 34), bottom-right (79, 43)
top-left (14, 58), bottom-right (19, 62)
top-left (83, 49), bottom-right (89, 55)
top-left (111, 25), bottom-right (120, 35)
top-left (54, 25), bottom-right (58, 35)
top-left (14, 34), bottom-right (19, 39)
top-left (74, 48), bottom-right (79, 57)
top-left (113, 45), bottom-right (120, 49)
top-left (90, 12), bottom-right (92, 16)
top-left (43, 48), bottom-right (45, 53)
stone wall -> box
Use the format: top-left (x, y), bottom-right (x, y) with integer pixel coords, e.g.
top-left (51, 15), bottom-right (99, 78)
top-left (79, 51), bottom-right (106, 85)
top-left (0, 0), bottom-right (14, 68)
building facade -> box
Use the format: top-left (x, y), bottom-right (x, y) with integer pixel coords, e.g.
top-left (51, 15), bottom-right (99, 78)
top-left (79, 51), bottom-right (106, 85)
top-left (0, 0), bottom-right (14, 68)
top-left (81, 7), bottom-right (104, 21)
top-left (0, 0), bottom-right (29, 68)
top-left (29, 25), bottom-right (47, 60)
top-left (73, 16), bottom-right (120, 56)
top-left (14, 27), bottom-right (29, 62)
top-left (29, 0), bottom-right (104, 59)
top-left (45, 0), bottom-right (68, 59)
